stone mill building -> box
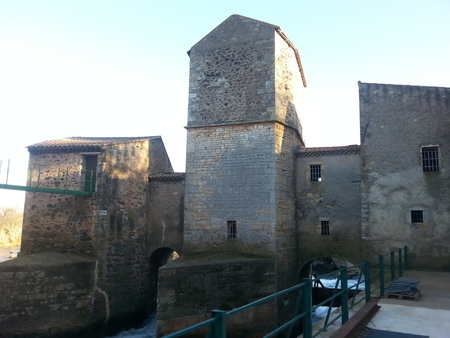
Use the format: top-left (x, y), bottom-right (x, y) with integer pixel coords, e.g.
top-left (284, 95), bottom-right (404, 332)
top-left (0, 14), bottom-right (449, 337)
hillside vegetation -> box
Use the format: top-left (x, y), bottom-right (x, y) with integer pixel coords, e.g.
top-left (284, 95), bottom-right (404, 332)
top-left (0, 207), bottom-right (22, 247)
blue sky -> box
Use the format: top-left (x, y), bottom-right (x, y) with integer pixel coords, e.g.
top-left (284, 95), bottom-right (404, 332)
top-left (0, 0), bottom-right (449, 208)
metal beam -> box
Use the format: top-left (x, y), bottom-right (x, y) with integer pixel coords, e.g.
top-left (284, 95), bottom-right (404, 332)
top-left (0, 184), bottom-right (92, 196)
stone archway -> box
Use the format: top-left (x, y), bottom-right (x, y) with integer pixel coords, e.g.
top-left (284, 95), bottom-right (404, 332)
top-left (300, 257), bottom-right (361, 280)
top-left (149, 247), bottom-right (179, 312)
top-left (299, 257), bottom-right (362, 311)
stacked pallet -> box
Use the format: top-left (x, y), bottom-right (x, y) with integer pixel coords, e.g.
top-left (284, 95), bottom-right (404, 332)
top-left (384, 280), bottom-right (421, 300)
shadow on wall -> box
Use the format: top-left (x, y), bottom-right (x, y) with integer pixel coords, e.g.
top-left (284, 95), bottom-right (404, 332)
top-left (149, 247), bottom-right (179, 312)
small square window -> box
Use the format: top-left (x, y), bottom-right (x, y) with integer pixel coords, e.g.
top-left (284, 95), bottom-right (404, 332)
top-left (321, 220), bottom-right (330, 235)
top-left (310, 165), bottom-right (322, 182)
top-left (227, 221), bottom-right (237, 238)
top-left (422, 146), bottom-right (439, 172)
top-left (411, 210), bottom-right (424, 223)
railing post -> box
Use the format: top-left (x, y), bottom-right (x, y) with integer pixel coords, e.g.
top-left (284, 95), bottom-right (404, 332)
top-left (302, 278), bottom-right (313, 338)
top-left (378, 255), bottom-right (385, 297)
top-left (211, 310), bottom-right (227, 338)
top-left (6, 159), bottom-right (10, 184)
top-left (390, 251), bottom-right (395, 282)
top-left (363, 260), bottom-right (371, 302)
top-left (65, 167), bottom-right (69, 190)
top-left (404, 246), bottom-right (408, 270)
top-left (398, 248), bottom-right (403, 277)
top-left (340, 267), bottom-right (349, 324)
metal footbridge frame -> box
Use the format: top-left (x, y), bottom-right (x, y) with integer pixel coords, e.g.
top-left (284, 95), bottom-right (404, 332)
top-left (163, 247), bottom-right (408, 338)
top-left (0, 160), bottom-right (94, 196)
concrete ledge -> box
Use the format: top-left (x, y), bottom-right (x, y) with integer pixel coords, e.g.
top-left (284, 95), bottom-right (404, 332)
top-left (330, 298), bottom-right (380, 338)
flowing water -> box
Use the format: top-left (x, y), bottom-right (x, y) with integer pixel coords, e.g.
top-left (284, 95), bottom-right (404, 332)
top-left (109, 313), bottom-right (156, 338)
top-left (109, 278), bottom-right (364, 336)
top-left (0, 255), bottom-right (358, 338)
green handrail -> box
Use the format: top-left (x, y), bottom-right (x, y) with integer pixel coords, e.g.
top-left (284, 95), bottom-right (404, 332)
top-left (0, 162), bottom-right (94, 196)
top-left (163, 246), bottom-right (408, 338)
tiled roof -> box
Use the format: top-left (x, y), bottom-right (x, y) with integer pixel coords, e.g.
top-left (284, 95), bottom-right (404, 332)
top-left (27, 136), bottom-right (159, 154)
top-left (149, 173), bottom-right (186, 182)
top-left (296, 145), bottom-right (360, 157)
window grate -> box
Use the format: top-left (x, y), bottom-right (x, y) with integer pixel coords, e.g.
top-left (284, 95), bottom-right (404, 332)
top-left (310, 165), bottom-right (322, 182)
top-left (227, 221), bottom-right (237, 238)
top-left (411, 210), bottom-right (424, 223)
top-left (422, 147), bottom-right (439, 172)
top-left (321, 220), bottom-right (330, 235)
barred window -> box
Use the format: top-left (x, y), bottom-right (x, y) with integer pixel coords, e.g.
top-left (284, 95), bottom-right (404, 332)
top-left (422, 146), bottom-right (439, 172)
top-left (227, 221), bottom-right (237, 238)
top-left (411, 210), bottom-right (424, 223)
top-left (310, 165), bottom-right (322, 182)
top-left (321, 220), bottom-right (330, 235)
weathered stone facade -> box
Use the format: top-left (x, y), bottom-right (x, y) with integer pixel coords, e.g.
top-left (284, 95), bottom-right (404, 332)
top-left (0, 253), bottom-right (96, 337)
top-left (0, 137), bottom-right (181, 336)
top-left (359, 82), bottom-right (450, 269)
top-left (0, 14), bottom-right (449, 338)
top-left (157, 252), bottom-right (277, 337)
top-left (296, 146), bottom-right (362, 267)
top-left (184, 13), bottom-right (305, 282)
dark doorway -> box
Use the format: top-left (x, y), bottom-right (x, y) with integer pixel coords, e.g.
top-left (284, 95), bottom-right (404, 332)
top-left (149, 247), bottom-right (178, 312)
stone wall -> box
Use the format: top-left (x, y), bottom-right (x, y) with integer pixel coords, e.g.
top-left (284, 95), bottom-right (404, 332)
top-left (0, 253), bottom-right (98, 337)
top-left (21, 152), bottom-right (96, 255)
top-left (359, 82), bottom-right (450, 270)
top-left (91, 140), bottom-right (158, 320)
top-left (148, 175), bottom-right (185, 254)
top-left (184, 14), bottom-right (305, 273)
top-left (296, 148), bottom-right (362, 267)
top-left (157, 252), bottom-right (277, 337)
top-left (11, 137), bottom-right (175, 335)
top-left (180, 16), bottom-right (306, 334)
top-left (187, 15), bottom-right (277, 127)
top-left (184, 123), bottom-right (281, 256)
top-left (148, 138), bottom-right (174, 175)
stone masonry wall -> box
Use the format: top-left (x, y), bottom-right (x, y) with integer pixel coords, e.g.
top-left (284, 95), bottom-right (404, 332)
top-left (157, 252), bottom-right (277, 337)
top-left (17, 138), bottom-right (167, 334)
top-left (359, 82), bottom-right (450, 270)
top-left (148, 137), bottom-right (174, 175)
top-left (296, 151), bottom-right (362, 266)
top-left (183, 123), bottom-right (279, 256)
top-left (272, 32), bottom-right (305, 290)
top-left (274, 124), bottom-right (302, 290)
top-left (148, 178), bottom-right (185, 254)
top-left (0, 253), bottom-right (97, 337)
top-left (274, 32), bottom-right (304, 134)
top-left (92, 140), bottom-right (154, 320)
top-left (21, 152), bottom-right (96, 255)
top-left (187, 15), bottom-right (276, 127)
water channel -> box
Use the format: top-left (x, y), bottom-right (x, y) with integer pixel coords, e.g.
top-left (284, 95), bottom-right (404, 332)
top-left (0, 251), bottom-right (357, 337)
top-left (109, 314), bottom-right (156, 338)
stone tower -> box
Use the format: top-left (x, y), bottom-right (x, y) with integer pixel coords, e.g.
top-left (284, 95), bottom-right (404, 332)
top-left (183, 15), bottom-right (307, 290)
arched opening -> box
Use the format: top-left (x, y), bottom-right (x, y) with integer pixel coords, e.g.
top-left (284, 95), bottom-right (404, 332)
top-left (300, 256), bottom-right (361, 283)
top-left (149, 247), bottom-right (179, 312)
top-left (299, 257), bottom-right (363, 324)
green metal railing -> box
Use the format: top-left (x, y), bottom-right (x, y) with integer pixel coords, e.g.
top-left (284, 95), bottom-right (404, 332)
top-left (0, 160), bottom-right (94, 196)
top-left (163, 247), bottom-right (408, 338)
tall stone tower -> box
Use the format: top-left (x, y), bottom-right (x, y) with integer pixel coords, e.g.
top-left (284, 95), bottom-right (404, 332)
top-left (183, 15), bottom-right (307, 290)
